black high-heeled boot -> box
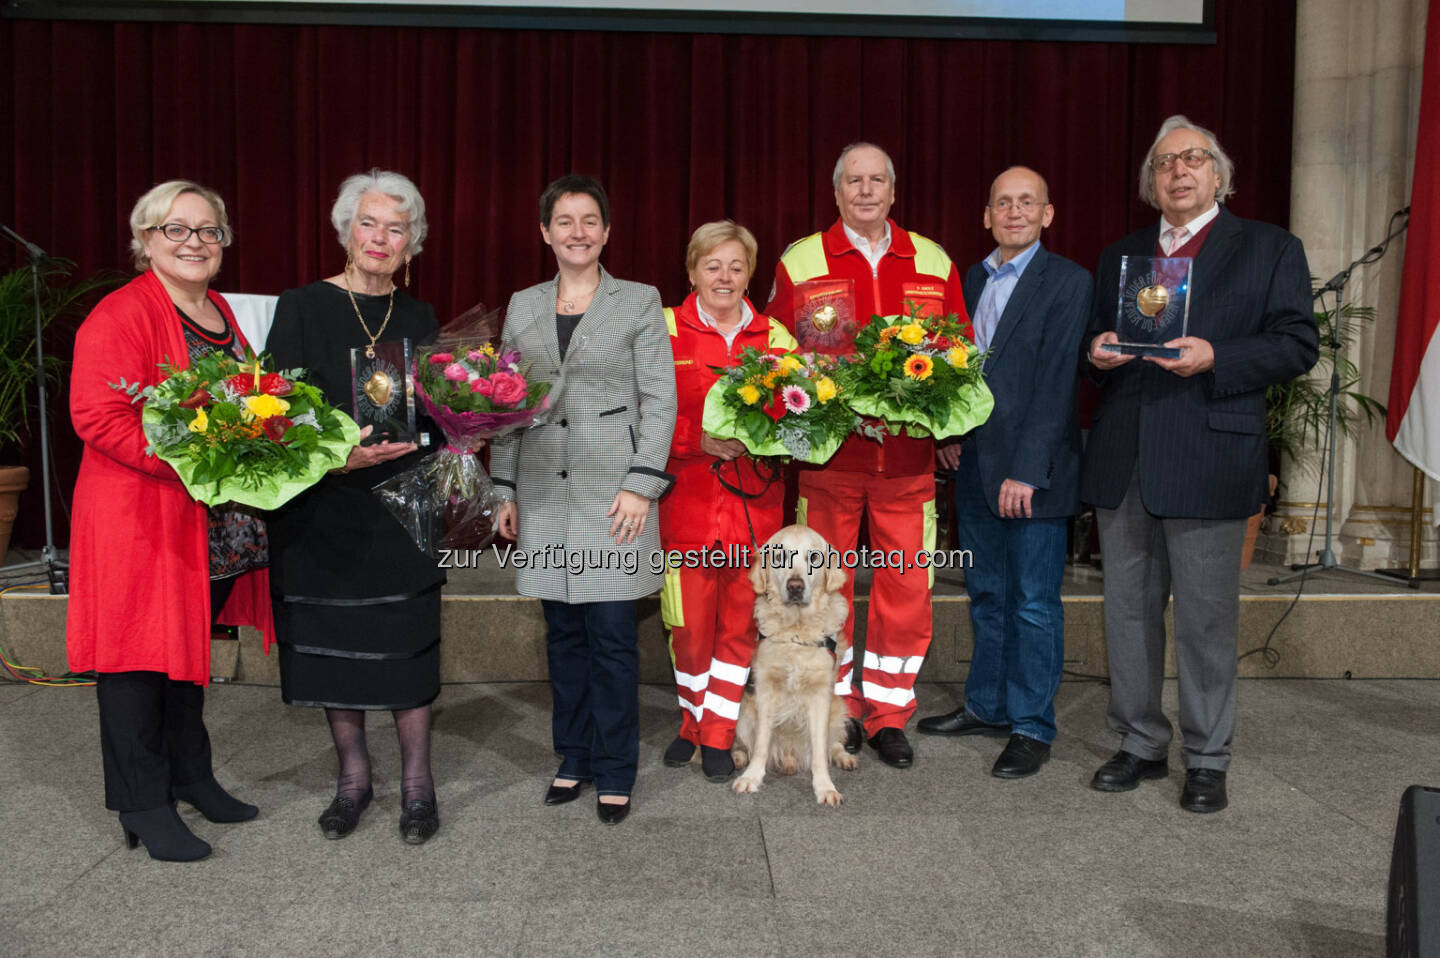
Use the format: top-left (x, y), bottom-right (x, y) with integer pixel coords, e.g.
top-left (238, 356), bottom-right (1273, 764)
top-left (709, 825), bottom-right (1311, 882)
top-left (119, 805), bottom-right (212, 862)
top-left (171, 775), bottom-right (258, 823)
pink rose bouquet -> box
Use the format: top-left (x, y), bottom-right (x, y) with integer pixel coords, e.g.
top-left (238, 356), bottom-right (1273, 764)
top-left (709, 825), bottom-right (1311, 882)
top-left (373, 306), bottom-right (551, 554)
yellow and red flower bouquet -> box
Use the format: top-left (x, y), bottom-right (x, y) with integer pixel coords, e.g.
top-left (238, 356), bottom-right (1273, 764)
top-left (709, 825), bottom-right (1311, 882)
top-left (838, 308), bottom-right (993, 441)
top-left (114, 350), bottom-right (360, 509)
top-left (701, 347), bottom-right (856, 463)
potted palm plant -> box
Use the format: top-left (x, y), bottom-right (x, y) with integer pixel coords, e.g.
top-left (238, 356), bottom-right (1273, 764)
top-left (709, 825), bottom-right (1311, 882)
top-left (0, 259), bottom-right (120, 561)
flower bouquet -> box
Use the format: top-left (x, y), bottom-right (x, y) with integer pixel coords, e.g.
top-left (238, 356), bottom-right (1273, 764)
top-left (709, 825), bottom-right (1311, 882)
top-left (700, 347), bottom-right (856, 464)
top-left (113, 350), bottom-right (361, 509)
top-left (838, 308), bottom-right (994, 441)
top-left (372, 308), bottom-right (551, 555)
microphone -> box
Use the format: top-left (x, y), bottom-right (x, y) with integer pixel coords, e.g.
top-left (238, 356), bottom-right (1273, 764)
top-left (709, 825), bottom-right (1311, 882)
top-left (0, 223), bottom-right (47, 259)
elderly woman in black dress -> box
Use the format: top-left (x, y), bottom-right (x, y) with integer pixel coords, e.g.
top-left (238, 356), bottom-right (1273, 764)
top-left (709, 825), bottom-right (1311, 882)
top-left (266, 169), bottom-right (444, 844)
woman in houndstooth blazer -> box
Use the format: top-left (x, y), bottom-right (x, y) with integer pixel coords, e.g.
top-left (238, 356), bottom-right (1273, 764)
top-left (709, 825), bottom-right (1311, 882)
top-left (492, 175), bottom-right (676, 825)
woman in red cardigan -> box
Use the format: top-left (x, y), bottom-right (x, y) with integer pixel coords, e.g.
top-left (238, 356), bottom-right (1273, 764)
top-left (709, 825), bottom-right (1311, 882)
top-left (67, 181), bottom-right (274, 862)
top-left (659, 221), bottom-right (794, 782)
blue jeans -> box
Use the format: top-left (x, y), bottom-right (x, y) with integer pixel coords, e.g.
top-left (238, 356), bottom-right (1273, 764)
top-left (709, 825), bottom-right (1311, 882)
top-left (540, 599), bottom-right (639, 797)
top-left (952, 453), bottom-right (1067, 744)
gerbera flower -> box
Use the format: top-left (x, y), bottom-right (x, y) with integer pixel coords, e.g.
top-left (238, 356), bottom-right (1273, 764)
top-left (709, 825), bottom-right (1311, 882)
top-left (782, 384), bottom-right (811, 414)
top-left (904, 354), bottom-right (934, 381)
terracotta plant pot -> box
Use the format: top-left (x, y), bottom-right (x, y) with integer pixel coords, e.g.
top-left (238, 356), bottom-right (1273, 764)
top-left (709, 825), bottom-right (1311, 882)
top-left (0, 465), bottom-right (30, 564)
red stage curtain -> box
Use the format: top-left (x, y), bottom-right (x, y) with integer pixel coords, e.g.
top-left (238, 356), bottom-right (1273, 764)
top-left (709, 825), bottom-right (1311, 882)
top-left (0, 4), bottom-right (1297, 549)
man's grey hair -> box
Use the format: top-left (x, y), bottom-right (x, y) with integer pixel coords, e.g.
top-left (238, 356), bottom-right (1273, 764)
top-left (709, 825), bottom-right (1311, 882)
top-left (832, 142), bottom-right (896, 189)
top-left (330, 168), bottom-right (428, 256)
top-left (1138, 114), bottom-right (1236, 210)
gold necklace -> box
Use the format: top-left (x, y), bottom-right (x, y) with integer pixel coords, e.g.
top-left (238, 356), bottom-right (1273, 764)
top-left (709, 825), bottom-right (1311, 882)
top-left (343, 265), bottom-right (396, 358)
top-left (557, 275), bottom-right (600, 313)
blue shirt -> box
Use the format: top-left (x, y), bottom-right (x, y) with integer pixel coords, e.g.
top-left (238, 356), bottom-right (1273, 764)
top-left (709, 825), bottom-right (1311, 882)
top-left (973, 240), bottom-right (1042, 352)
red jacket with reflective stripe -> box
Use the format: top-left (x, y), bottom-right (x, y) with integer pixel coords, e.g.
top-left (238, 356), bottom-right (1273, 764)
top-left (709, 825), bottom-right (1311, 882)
top-left (764, 218), bottom-right (969, 475)
top-left (660, 293), bottom-right (790, 550)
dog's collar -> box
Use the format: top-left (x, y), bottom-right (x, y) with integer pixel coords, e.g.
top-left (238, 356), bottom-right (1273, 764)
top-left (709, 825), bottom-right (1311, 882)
top-left (758, 631), bottom-right (837, 654)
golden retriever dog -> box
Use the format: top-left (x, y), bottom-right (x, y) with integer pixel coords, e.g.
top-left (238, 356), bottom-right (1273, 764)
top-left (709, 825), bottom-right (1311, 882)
top-left (731, 524), bottom-right (856, 807)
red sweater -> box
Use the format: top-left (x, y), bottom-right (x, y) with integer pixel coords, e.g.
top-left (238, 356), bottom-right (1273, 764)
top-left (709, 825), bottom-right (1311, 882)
top-left (765, 219), bottom-right (969, 475)
top-left (660, 294), bottom-right (790, 550)
top-left (66, 270), bottom-right (274, 684)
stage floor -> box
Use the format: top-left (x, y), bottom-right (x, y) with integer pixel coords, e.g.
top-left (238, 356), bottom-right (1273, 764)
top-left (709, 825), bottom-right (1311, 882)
top-left (0, 674), bottom-right (1416, 956)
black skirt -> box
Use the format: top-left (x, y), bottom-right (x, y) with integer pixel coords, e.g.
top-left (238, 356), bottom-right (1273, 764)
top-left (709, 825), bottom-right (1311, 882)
top-left (274, 586), bottom-right (442, 710)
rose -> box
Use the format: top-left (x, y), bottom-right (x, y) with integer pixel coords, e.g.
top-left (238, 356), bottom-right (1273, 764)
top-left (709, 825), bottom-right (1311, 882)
top-left (428, 352), bottom-right (455, 365)
top-left (242, 394), bottom-right (290, 420)
top-left (488, 370), bottom-right (529, 407)
top-left (470, 377), bottom-right (495, 395)
top-left (262, 415), bottom-right (295, 442)
top-left (898, 323), bottom-right (926, 345)
top-left (815, 377), bottom-right (838, 403)
top-left (931, 335), bottom-right (953, 350)
top-left (443, 363), bottom-right (469, 382)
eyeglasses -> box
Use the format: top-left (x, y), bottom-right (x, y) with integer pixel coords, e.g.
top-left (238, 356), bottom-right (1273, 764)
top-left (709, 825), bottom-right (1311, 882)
top-left (989, 197), bottom-right (1043, 213)
top-left (149, 223), bottom-right (227, 244)
top-left (1150, 148), bottom-right (1214, 173)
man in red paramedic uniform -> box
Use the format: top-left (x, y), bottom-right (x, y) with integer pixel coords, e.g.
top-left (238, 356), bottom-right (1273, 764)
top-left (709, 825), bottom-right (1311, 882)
top-left (764, 142), bottom-right (968, 768)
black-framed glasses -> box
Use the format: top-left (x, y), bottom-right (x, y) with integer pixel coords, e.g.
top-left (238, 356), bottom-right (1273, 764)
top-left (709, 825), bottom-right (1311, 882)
top-left (1150, 148), bottom-right (1214, 173)
top-left (149, 223), bottom-right (227, 244)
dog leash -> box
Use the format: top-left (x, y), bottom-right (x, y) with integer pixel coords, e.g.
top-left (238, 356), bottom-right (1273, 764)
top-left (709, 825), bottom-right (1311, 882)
top-left (711, 456), bottom-right (781, 553)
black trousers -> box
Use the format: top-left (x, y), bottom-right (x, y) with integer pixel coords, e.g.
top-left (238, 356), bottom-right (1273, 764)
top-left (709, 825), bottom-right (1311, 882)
top-left (96, 577), bottom-right (234, 812)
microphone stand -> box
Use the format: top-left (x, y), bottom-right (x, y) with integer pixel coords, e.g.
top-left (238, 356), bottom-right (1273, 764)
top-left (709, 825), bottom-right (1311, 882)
top-left (1, 224), bottom-right (68, 594)
top-left (1268, 207), bottom-right (1409, 587)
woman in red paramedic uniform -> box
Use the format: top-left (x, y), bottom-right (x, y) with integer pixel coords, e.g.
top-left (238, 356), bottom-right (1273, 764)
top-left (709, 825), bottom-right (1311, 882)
top-left (658, 221), bottom-right (796, 782)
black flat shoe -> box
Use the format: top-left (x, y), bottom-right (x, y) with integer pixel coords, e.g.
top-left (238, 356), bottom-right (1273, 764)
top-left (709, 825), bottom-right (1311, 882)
top-left (1090, 750), bottom-right (1168, 792)
top-left (662, 736), bottom-right (696, 768)
top-left (701, 745), bottom-right (735, 782)
top-left (544, 781), bottom-right (585, 806)
top-left (318, 787), bottom-right (373, 840)
top-left (990, 734), bottom-right (1051, 779)
top-left (916, 705), bottom-right (1009, 737)
top-left (1180, 768), bottom-right (1228, 813)
top-left (399, 798), bottom-right (440, 844)
top-left (867, 727), bottom-right (914, 768)
top-left (596, 798), bottom-right (630, 825)
top-left (842, 717), bottom-right (864, 755)
top-left (171, 775), bottom-right (259, 823)
top-left (119, 805), bottom-right (211, 862)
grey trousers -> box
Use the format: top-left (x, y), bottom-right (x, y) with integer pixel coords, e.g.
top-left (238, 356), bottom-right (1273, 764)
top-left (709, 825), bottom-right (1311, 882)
top-left (1095, 472), bottom-right (1247, 771)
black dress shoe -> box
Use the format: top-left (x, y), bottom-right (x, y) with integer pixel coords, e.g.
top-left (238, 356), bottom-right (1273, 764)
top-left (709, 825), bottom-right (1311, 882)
top-left (596, 798), bottom-right (630, 825)
top-left (1090, 750), bottom-right (1168, 792)
top-left (916, 705), bottom-right (1010, 737)
top-left (120, 805), bottom-right (211, 862)
top-left (842, 717), bottom-right (864, 755)
top-left (662, 736), bottom-right (696, 768)
top-left (991, 734), bottom-right (1051, 779)
top-left (867, 727), bottom-right (914, 768)
top-left (1180, 768), bottom-right (1228, 813)
top-left (701, 745), bottom-right (735, 783)
top-left (399, 798), bottom-right (440, 844)
top-left (544, 780), bottom-right (586, 806)
top-left (318, 787), bottom-right (373, 839)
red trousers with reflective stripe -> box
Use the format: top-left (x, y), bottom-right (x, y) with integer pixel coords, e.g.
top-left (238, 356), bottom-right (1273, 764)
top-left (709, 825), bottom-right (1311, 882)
top-left (666, 563), bottom-right (758, 749)
top-left (798, 470), bottom-right (934, 735)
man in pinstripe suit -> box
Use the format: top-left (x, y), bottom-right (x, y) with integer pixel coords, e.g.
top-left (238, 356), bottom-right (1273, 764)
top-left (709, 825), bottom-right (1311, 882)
top-left (1082, 116), bottom-right (1317, 813)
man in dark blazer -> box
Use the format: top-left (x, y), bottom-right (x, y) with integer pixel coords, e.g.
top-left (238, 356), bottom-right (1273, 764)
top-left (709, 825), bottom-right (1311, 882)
top-left (1082, 116), bottom-right (1318, 812)
top-left (916, 166), bottom-right (1091, 779)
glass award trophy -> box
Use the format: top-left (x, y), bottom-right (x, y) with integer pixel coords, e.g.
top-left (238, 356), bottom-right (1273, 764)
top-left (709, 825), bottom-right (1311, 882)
top-left (1103, 255), bottom-right (1193, 359)
top-left (793, 279), bottom-right (858, 354)
top-left (350, 338), bottom-right (416, 444)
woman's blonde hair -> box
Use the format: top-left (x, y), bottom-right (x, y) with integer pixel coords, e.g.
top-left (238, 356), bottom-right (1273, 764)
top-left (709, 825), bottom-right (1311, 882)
top-left (685, 220), bottom-right (758, 278)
